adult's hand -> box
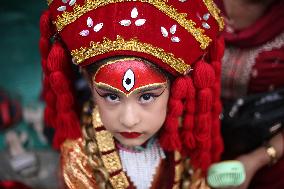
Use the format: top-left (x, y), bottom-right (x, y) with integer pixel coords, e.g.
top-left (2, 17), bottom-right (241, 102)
top-left (231, 132), bottom-right (284, 189)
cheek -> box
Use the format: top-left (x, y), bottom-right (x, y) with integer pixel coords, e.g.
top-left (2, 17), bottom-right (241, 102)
top-left (144, 92), bottom-right (169, 132)
top-left (93, 93), bottom-right (116, 131)
top-left (97, 107), bottom-right (117, 131)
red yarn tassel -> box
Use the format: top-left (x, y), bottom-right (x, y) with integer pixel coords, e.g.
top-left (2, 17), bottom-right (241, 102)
top-left (189, 59), bottom-right (215, 172)
top-left (182, 114), bottom-right (195, 149)
top-left (159, 116), bottom-right (181, 151)
top-left (53, 111), bottom-right (81, 149)
top-left (44, 107), bottom-right (55, 128)
top-left (159, 77), bottom-right (188, 151)
top-left (196, 88), bottom-right (213, 113)
top-left (181, 76), bottom-right (196, 150)
top-left (193, 60), bottom-right (215, 89)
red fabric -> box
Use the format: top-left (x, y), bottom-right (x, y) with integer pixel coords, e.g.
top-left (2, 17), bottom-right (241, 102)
top-left (216, 0), bottom-right (284, 48)
top-left (0, 181), bottom-right (32, 189)
top-left (248, 46), bottom-right (284, 94)
top-left (48, 0), bottom-right (222, 74)
top-left (94, 59), bottom-right (167, 94)
top-left (250, 157), bottom-right (284, 189)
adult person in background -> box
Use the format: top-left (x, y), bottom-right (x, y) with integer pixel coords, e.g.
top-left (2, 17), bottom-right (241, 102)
top-left (215, 0), bottom-right (284, 188)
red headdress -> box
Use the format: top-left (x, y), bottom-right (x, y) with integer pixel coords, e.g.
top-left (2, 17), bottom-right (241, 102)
top-left (40, 0), bottom-right (225, 171)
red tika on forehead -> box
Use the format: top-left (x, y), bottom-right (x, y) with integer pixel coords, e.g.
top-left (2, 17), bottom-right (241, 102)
top-left (94, 59), bottom-right (167, 95)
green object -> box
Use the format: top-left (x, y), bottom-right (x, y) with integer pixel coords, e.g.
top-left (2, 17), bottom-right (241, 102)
top-left (207, 160), bottom-right (246, 188)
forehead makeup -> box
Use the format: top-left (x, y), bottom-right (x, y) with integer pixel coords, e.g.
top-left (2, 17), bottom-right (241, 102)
top-left (95, 83), bottom-right (167, 97)
top-left (93, 58), bottom-right (167, 96)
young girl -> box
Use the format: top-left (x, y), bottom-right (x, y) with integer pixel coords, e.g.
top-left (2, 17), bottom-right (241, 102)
top-left (39, 0), bottom-right (224, 188)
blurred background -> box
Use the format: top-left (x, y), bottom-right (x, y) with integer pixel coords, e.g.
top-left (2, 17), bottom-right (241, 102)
top-left (0, 1), bottom-right (61, 188)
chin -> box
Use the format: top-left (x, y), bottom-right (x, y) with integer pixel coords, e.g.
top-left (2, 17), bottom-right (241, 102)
top-left (117, 138), bottom-right (146, 147)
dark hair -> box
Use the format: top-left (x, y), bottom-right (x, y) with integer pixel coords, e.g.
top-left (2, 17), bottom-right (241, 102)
top-left (245, 0), bottom-right (275, 4)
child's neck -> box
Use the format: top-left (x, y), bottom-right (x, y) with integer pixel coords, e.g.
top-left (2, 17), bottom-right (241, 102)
top-left (116, 137), bottom-right (157, 152)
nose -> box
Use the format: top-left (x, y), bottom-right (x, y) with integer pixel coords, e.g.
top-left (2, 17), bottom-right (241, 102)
top-left (119, 103), bottom-right (140, 129)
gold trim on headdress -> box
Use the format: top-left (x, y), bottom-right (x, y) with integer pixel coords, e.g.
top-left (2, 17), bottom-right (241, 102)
top-left (203, 0), bottom-right (224, 31)
top-left (54, 0), bottom-right (212, 49)
top-left (47, 0), bottom-right (53, 6)
top-left (71, 36), bottom-right (191, 74)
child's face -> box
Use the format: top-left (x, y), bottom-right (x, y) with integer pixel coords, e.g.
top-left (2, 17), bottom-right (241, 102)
top-left (91, 59), bottom-right (170, 147)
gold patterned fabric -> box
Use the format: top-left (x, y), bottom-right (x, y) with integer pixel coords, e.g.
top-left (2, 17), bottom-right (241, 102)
top-left (61, 138), bottom-right (211, 189)
top-left (61, 138), bottom-right (98, 189)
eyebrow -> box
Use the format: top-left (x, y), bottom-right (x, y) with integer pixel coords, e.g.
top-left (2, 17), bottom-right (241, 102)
top-left (95, 84), bottom-right (124, 95)
top-left (134, 84), bottom-right (167, 94)
top-left (94, 82), bottom-right (167, 96)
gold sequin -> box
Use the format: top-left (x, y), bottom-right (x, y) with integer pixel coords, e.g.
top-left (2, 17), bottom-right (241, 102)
top-left (54, 0), bottom-right (211, 49)
top-left (71, 36), bottom-right (190, 74)
top-left (109, 172), bottom-right (130, 189)
top-left (91, 107), bottom-right (130, 188)
top-left (92, 106), bottom-right (103, 128)
top-left (203, 0), bottom-right (224, 31)
top-left (101, 151), bottom-right (122, 173)
top-left (173, 183), bottom-right (181, 189)
top-left (47, 0), bottom-right (53, 6)
top-left (174, 162), bottom-right (183, 182)
top-left (174, 151), bottom-right (182, 162)
top-left (95, 130), bottom-right (115, 152)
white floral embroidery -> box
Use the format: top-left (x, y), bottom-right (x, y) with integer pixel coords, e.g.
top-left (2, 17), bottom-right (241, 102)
top-left (94, 23), bottom-right (104, 32)
top-left (203, 13), bottom-right (210, 21)
top-left (135, 19), bottom-right (146, 26)
top-left (170, 25), bottom-right (177, 34)
top-left (119, 8), bottom-right (146, 27)
top-left (160, 25), bottom-right (181, 43)
top-left (197, 13), bottom-right (211, 29)
top-left (79, 30), bottom-right (89, 37)
top-left (57, 6), bottom-right (66, 12)
top-left (161, 27), bottom-right (168, 37)
top-left (57, 0), bottom-right (76, 12)
top-left (171, 36), bottom-right (180, 43)
top-left (131, 8), bottom-right (139, 19)
top-left (69, 0), bottom-right (76, 6)
top-left (87, 17), bottom-right (93, 27)
top-left (202, 22), bottom-right (210, 29)
top-left (120, 20), bottom-right (131, 26)
top-left (179, 0), bottom-right (187, 2)
top-left (79, 17), bottom-right (103, 37)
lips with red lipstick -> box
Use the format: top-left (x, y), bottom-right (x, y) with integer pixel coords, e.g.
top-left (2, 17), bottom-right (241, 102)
top-left (119, 132), bottom-right (142, 139)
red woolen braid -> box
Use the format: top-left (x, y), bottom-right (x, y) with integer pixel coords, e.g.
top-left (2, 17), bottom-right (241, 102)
top-left (191, 59), bottom-right (215, 172)
top-left (181, 76), bottom-right (196, 150)
top-left (209, 37), bottom-right (225, 163)
top-left (47, 41), bottom-right (81, 149)
top-left (39, 10), bottom-right (56, 128)
top-left (159, 77), bottom-right (189, 151)
top-left (39, 10), bottom-right (81, 149)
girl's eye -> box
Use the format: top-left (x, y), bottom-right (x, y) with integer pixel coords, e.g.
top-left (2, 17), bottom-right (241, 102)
top-left (105, 94), bottom-right (120, 102)
top-left (139, 93), bottom-right (155, 103)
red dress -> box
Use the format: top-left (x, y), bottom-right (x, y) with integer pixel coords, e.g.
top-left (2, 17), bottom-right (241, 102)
top-left (215, 0), bottom-right (284, 188)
